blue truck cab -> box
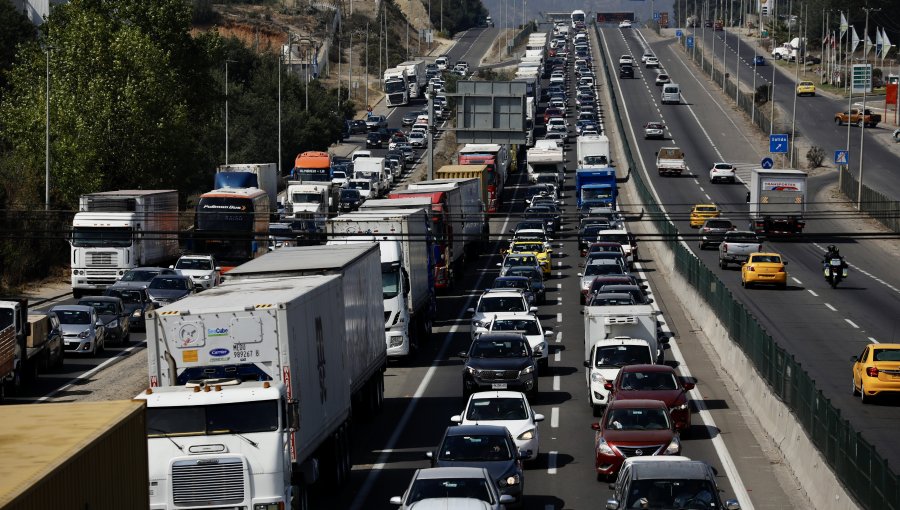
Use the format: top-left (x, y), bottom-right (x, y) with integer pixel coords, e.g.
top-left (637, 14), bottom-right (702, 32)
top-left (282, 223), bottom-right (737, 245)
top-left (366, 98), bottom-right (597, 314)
top-left (575, 168), bottom-right (617, 209)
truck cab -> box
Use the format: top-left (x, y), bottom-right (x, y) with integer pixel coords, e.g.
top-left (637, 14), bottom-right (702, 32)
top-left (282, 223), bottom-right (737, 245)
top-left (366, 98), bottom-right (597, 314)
top-left (285, 181), bottom-right (338, 233)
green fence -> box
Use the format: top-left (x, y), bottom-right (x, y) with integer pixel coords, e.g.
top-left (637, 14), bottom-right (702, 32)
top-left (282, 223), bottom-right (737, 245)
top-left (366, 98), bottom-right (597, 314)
top-left (595, 24), bottom-right (899, 510)
top-left (839, 167), bottom-right (900, 233)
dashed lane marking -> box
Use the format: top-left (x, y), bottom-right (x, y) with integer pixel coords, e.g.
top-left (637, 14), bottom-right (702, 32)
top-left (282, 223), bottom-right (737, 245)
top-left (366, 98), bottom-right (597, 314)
top-left (825, 303), bottom-right (837, 312)
top-left (845, 319), bottom-right (859, 329)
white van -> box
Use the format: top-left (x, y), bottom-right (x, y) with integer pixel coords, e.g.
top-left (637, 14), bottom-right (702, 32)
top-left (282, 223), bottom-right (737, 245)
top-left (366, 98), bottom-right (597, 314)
top-left (661, 83), bottom-right (681, 105)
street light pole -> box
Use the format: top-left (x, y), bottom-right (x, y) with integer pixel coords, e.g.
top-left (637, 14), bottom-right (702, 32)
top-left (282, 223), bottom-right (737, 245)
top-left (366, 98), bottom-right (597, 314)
top-left (45, 46), bottom-right (51, 211)
top-left (278, 44), bottom-right (282, 177)
top-left (857, 7), bottom-right (880, 210)
top-left (225, 59), bottom-right (235, 165)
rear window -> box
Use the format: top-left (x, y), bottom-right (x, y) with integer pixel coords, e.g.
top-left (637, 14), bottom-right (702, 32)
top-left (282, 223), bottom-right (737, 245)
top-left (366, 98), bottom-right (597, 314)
top-left (873, 349), bottom-right (900, 362)
top-left (705, 220), bottom-right (732, 228)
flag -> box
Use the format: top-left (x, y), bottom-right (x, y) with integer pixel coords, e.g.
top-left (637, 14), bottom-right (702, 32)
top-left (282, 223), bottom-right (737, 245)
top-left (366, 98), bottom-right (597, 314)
top-left (840, 12), bottom-right (849, 38)
top-left (876, 27), bottom-right (883, 57)
top-left (850, 27), bottom-right (861, 54)
top-left (864, 29), bottom-right (874, 56)
top-left (832, 31), bottom-right (837, 49)
top-left (883, 28), bottom-right (894, 56)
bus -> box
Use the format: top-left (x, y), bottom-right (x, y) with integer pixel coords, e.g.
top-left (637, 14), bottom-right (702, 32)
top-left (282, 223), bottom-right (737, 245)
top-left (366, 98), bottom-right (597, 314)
top-left (571, 9), bottom-right (586, 29)
top-left (192, 188), bottom-right (270, 270)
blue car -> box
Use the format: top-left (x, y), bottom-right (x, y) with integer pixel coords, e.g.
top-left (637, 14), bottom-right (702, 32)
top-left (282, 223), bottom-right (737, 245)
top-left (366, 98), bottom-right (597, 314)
top-left (753, 55), bottom-right (766, 66)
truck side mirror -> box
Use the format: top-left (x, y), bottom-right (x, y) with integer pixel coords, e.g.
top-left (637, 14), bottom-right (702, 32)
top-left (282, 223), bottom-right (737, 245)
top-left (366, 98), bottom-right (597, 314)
top-left (288, 400), bottom-right (301, 431)
top-left (746, 192), bottom-right (751, 203)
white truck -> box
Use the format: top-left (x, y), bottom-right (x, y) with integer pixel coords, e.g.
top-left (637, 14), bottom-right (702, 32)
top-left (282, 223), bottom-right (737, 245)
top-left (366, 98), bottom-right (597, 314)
top-left (326, 208), bottom-right (435, 358)
top-left (748, 168), bottom-right (807, 236)
top-left (70, 190), bottom-right (179, 298)
top-left (283, 181), bottom-right (340, 233)
top-left (142, 275), bottom-right (353, 509)
top-left (576, 134), bottom-right (612, 170)
top-left (398, 59), bottom-right (427, 99)
top-left (655, 147), bottom-right (687, 177)
top-left (384, 67), bottom-right (409, 107)
top-left (216, 163), bottom-right (278, 209)
top-left (353, 157), bottom-right (389, 197)
top-left (526, 144), bottom-right (565, 184)
top-left (223, 243), bottom-right (386, 414)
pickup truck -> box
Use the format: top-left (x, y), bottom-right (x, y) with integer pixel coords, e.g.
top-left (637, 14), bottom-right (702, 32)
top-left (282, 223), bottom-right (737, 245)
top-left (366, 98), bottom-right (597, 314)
top-left (656, 147), bottom-right (686, 176)
top-left (835, 108), bottom-right (881, 128)
top-left (719, 230), bottom-right (763, 269)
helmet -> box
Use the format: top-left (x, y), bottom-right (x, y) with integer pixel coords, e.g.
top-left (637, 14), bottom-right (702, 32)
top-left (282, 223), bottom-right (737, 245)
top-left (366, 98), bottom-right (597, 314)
top-left (827, 245), bottom-right (837, 253)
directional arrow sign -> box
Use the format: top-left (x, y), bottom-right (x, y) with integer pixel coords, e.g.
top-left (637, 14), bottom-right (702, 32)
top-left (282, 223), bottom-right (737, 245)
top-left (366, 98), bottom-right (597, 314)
top-left (686, 36), bottom-right (694, 49)
top-left (834, 150), bottom-right (849, 165)
top-left (769, 134), bottom-right (789, 153)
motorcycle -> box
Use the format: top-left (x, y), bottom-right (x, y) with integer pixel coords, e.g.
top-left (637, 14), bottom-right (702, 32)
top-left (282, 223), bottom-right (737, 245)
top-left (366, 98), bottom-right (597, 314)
top-left (823, 257), bottom-right (848, 288)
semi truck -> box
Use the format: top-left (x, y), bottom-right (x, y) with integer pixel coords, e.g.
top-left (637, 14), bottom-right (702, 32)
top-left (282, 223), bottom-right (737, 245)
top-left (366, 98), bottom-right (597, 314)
top-left (0, 400), bottom-right (147, 507)
top-left (216, 163), bottom-right (278, 209)
top-left (283, 180), bottom-right (340, 234)
top-left (458, 144), bottom-right (510, 213)
top-left (575, 168), bottom-right (618, 209)
top-left (222, 243), bottom-right (386, 415)
top-left (292, 151), bottom-right (332, 183)
top-left (143, 275), bottom-right (352, 509)
top-left (70, 190), bottom-right (179, 298)
top-left (526, 144), bottom-right (565, 184)
top-left (748, 168), bottom-right (807, 236)
top-left (434, 165), bottom-right (491, 223)
top-left (326, 208), bottom-right (435, 358)
top-left (398, 59), bottom-right (427, 99)
top-left (384, 67), bottom-right (410, 106)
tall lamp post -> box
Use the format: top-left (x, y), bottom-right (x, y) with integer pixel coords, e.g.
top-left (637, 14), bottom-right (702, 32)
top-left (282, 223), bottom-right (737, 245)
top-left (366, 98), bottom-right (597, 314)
top-left (225, 59), bottom-right (237, 165)
top-left (298, 37), bottom-right (314, 111)
top-left (45, 45), bottom-right (52, 211)
top-left (857, 7), bottom-right (880, 210)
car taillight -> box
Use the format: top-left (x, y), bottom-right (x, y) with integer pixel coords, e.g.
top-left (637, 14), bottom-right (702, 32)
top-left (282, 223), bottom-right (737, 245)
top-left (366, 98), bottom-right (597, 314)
top-left (867, 366), bottom-right (879, 377)
top-left (723, 244), bottom-right (728, 252)
top-left (747, 266), bottom-right (755, 272)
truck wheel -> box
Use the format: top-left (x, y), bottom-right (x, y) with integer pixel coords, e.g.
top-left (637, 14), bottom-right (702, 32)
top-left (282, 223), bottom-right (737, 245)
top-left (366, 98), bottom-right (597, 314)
top-left (291, 482), bottom-right (309, 510)
top-left (835, 118), bottom-right (842, 126)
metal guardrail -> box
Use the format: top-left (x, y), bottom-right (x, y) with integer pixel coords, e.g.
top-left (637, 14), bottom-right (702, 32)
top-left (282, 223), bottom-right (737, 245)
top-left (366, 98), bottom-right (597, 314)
top-left (595, 23), bottom-right (899, 510)
top-left (839, 167), bottom-right (900, 233)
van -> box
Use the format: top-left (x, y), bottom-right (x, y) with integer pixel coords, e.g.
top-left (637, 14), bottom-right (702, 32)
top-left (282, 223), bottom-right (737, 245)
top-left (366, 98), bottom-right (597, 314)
top-left (661, 84), bottom-right (681, 104)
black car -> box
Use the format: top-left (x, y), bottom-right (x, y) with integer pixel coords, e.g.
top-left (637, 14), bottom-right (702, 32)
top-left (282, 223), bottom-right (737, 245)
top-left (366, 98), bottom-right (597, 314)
top-left (429, 425), bottom-right (526, 506)
top-left (459, 332), bottom-right (539, 397)
top-left (524, 205), bottom-right (561, 233)
top-left (366, 132), bottom-right (384, 149)
top-left (619, 65), bottom-right (634, 79)
top-left (116, 267), bottom-right (178, 289)
top-left (504, 266), bottom-right (546, 304)
top-left (104, 287), bottom-right (152, 332)
top-left (146, 275), bottom-right (194, 308)
top-left (579, 224), bottom-right (609, 253)
top-left (348, 119), bottom-right (368, 135)
top-left (76, 296), bottom-right (131, 344)
top-left (339, 188), bottom-right (363, 212)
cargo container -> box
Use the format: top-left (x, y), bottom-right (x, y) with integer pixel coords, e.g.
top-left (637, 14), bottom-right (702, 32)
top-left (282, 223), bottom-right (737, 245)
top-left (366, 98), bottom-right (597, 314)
top-left (216, 163), bottom-right (278, 209)
top-left (748, 168), bottom-right (807, 236)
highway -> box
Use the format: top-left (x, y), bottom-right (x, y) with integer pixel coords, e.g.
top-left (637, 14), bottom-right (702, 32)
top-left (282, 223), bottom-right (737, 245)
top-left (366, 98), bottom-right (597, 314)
top-left (605, 24), bottom-right (900, 477)
top-left (687, 25), bottom-right (900, 200)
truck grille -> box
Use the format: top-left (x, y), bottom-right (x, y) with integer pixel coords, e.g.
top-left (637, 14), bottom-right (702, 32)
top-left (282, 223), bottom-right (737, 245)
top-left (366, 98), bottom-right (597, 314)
top-left (86, 252), bottom-right (117, 267)
top-left (615, 445), bottom-right (663, 458)
top-left (171, 457), bottom-right (245, 506)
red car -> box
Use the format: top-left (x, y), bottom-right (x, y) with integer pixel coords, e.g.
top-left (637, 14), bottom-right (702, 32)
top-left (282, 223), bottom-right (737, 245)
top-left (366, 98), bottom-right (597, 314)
top-left (544, 107), bottom-right (564, 124)
top-left (606, 365), bottom-right (695, 432)
top-left (591, 399), bottom-right (681, 480)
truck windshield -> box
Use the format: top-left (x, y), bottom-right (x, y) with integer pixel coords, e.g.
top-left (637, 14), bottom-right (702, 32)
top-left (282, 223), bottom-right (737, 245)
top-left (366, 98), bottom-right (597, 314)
top-left (385, 79), bottom-right (407, 94)
top-left (583, 188), bottom-right (612, 200)
top-left (382, 266), bottom-right (400, 300)
top-left (530, 163), bottom-right (559, 174)
top-left (583, 155), bottom-right (609, 166)
top-left (291, 193), bottom-right (323, 204)
top-left (147, 400), bottom-right (279, 437)
top-left (71, 227), bottom-right (133, 248)
top-left (0, 309), bottom-right (13, 330)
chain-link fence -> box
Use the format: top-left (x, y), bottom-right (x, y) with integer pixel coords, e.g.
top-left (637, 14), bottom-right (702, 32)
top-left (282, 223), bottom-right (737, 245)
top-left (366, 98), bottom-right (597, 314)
top-left (839, 167), bottom-right (900, 233)
top-left (596, 24), bottom-right (899, 510)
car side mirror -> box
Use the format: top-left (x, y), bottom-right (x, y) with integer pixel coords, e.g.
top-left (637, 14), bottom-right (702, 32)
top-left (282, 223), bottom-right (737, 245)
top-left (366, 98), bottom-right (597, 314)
top-left (851, 355), bottom-right (859, 362)
top-left (534, 413), bottom-right (545, 422)
top-left (725, 500), bottom-right (741, 510)
top-left (577, 272), bottom-right (583, 277)
top-left (450, 414), bottom-right (463, 424)
top-left (466, 308), bottom-right (475, 314)
top-left (215, 267), bottom-right (221, 272)
top-left (168, 265), bottom-right (175, 269)
top-left (390, 496), bottom-right (403, 505)
top-left (591, 422), bottom-right (602, 431)
top-left (606, 499), bottom-right (620, 510)
top-left (783, 261), bottom-right (788, 265)
top-left (683, 382), bottom-right (696, 391)
top-left (96, 320), bottom-right (104, 327)
top-left (583, 360), bottom-right (591, 367)
top-left (499, 495), bottom-right (516, 505)
top-left (457, 351), bottom-right (468, 358)
top-left (545, 331), bottom-right (553, 337)
top-left (425, 451), bottom-right (433, 459)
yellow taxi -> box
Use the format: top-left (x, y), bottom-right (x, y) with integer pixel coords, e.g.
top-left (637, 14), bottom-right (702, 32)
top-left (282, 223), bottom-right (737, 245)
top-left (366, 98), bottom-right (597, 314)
top-left (852, 343), bottom-right (900, 403)
top-left (509, 241), bottom-right (553, 276)
top-left (689, 204), bottom-right (720, 228)
top-left (796, 81), bottom-right (816, 96)
top-left (740, 252), bottom-right (787, 289)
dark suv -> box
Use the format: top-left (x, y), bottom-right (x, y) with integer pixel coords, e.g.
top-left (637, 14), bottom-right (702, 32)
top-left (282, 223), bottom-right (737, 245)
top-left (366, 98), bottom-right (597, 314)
top-left (619, 65), bottom-right (634, 79)
top-left (606, 457), bottom-right (741, 510)
top-left (459, 332), bottom-right (540, 398)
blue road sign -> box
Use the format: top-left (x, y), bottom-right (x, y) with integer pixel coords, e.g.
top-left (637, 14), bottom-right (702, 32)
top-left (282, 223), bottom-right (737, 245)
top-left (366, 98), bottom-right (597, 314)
top-left (676, 29), bottom-right (684, 37)
top-left (653, 11), bottom-right (660, 20)
top-left (686, 35), bottom-right (694, 49)
top-left (761, 157), bottom-right (774, 169)
top-left (769, 134), bottom-right (789, 153)
top-left (834, 150), bottom-right (849, 165)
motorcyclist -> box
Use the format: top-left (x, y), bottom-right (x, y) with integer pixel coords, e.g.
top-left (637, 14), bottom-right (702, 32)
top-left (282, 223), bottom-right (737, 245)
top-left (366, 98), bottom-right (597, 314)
top-left (823, 245), bottom-right (847, 269)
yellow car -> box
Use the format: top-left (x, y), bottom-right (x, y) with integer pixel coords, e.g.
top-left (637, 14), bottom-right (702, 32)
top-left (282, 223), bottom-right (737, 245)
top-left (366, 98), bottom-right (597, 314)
top-left (689, 204), bottom-right (720, 228)
top-left (796, 81), bottom-right (816, 96)
top-left (852, 343), bottom-right (900, 403)
top-left (740, 252), bottom-right (787, 288)
top-left (510, 241), bottom-right (553, 276)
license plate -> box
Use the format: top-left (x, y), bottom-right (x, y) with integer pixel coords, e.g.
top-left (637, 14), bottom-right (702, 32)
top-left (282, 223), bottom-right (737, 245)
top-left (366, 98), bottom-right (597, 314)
top-left (491, 383), bottom-right (508, 389)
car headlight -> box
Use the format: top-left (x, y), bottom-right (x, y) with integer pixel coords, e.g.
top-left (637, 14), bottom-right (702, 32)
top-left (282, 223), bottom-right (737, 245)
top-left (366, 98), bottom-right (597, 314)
top-left (132, 309), bottom-right (142, 318)
top-left (664, 436), bottom-right (681, 454)
top-left (465, 366), bottom-right (479, 375)
top-left (109, 319), bottom-right (118, 328)
top-left (472, 320), bottom-right (485, 328)
top-left (590, 371), bottom-right (605, 384)
top-left (520, 365), bottom-right (535, 376)
top-left (78, 330), bottom-right (90, 339)
top-left (498, 473), bottom-right (521, 487)
top-left (517, 428), bottom-right (535, 441)
top-left (596, 437), bottom-right (615, 455)
top-left (670, 402), bottom-right (689, 412)
top-left (202, 274), bottom-right (211, 280)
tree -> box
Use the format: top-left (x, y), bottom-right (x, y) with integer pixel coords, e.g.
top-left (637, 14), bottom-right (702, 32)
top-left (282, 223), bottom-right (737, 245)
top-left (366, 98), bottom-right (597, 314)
top-left (0, 2), bottom-right (36, 94)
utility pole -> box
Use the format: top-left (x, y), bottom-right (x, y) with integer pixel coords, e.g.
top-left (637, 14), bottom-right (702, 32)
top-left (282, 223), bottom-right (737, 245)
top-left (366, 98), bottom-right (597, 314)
top-left (789, 11), bottom-right (800, 167)
top-left (858, 7), bottom-right (880, 209)
top-left (225, 59), bottom-right (236, 165)
top-left (278, 42), bottom-right (282, 176)
top-left (45, 45), bottom-right (52, 211)
top-left (365, 24), bottom-right (370, 108)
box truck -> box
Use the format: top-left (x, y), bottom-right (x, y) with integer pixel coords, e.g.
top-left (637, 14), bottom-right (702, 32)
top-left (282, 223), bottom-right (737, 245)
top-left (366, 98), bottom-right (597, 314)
top-left (748, 168), bottom-right (807, 236)
top-left (216, 163), bottom-right (278, 209)
top-left (70, 190), bottom-right (179, 298)
top-left (398, 59), bottom-right (427, 99)
top-left (575, 168), bottom-right (617, 209)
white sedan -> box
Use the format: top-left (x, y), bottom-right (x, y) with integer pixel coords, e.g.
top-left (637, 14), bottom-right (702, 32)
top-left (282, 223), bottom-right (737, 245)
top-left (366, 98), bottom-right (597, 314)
top-left (390, 467), bottom-right (514, 509)
top-left (451, 391), bottom-right (545, 460)
top-left (618, 54), bottom-right (634, 66)
top-left (619, 20), bottom-right (633, 28)
top-left (408, 131), bottom-right (427, 148)
top-left (709, 162), bottom-right (737, 183)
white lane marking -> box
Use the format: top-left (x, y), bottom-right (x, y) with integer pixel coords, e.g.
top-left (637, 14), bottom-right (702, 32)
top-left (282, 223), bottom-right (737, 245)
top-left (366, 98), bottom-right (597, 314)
top-left (557, 295), bottom-right (563, 305)
top-left (547, 451), bottom-right (558, 474)
top-left (869, 337), bottom-right (879, 343)
top-left (845, 319), bottom-right (859, 329)
top-left (557, 312), bottom-right (563, 322)
top-left (551, 407), bottom-right (559, 428)
top-left (553, 375), bottom-right (561, 391)
top-left (704, 193), bottom-right (712, 201)
top-left (556, 331), bottom-right (562, 343)
top-left (34, 341), bottom-right (148, 403)
top-left (791, 277), bottom-right (803, 285)
top-left (825, 303), bottom-right (837, 312)
top-left (554, 350), bottom-right (562, 362)
top-left (349, 190), bottom-right (515, 510)
top-left (808, 289), bottom-right (819, 297)
top-left (557, 283), bottom-right (562, 290)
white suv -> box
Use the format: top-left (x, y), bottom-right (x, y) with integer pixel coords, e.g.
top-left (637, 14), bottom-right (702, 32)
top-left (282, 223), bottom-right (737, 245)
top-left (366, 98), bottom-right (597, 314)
top-left (171, 255), bottom-right (221, 290)
top-left (467, 289), bottom-right (537, 341)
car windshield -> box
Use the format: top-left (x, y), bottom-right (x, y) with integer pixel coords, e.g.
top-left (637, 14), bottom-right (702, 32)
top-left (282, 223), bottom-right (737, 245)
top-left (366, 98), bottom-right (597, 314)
top-left (176, 259), bottom-right (212, 271)
top-left (504, 256), bottom-right (536, 268)
top-left (594, 345), bottom-right (652, 368)
top-left (55, 310), bottom-right (91, 324)
top-left (466, 397), bottom-right (528, 421)
top-left (341, 189), bottom-right (361, 200)
top-left (478, 296), bottom-right (526, 313)
top-left (105, 289), bottom-right (145, 304)
top-left (438, 434), bottom-right (513, 461)
top-left (78, 300), bottom-right (118, 315)
top-left (149, 277), bottom-right (189, 291)
top-left (512, 243), bottom-right (545, 253)
top-left (492, 318), bottom-right (539, 335)
top-left (625, 479), bottom-right (719, 508)
top-left (494, 279), bottom-right (529, 291)
top-left (598, 233), bottom-right (629, 244)
top-left (584, 264), bottom-right (625, 276)
top-left (470, 338), bottom-right (529, 358)
top-left (506, 268), bottom-right (541, 282)
top-left (606, 407), bottom-right (670, 431)
top-left (620, 371), bottom-right (679, 391)
top-left (407, 478), bottom-right (493, 504)
top-left (750, 255), bottom-right (781, 264)
top-left (146, 400), bottom-right (278, 437)
top-left (120, 270), bottom-right (162, 282)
